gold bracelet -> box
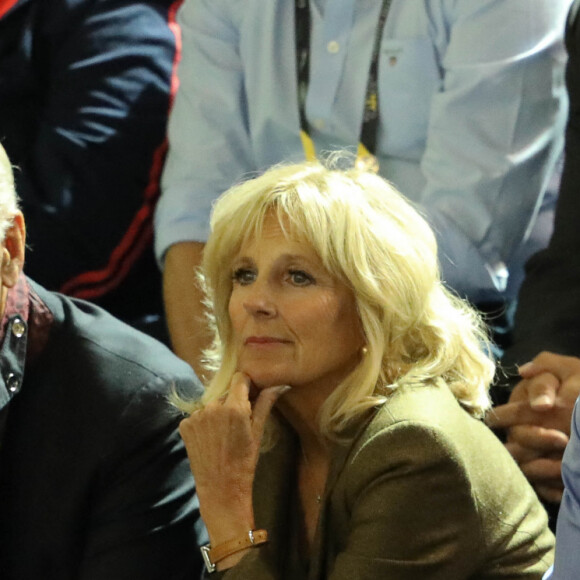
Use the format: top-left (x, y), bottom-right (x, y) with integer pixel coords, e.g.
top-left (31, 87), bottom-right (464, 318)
top-left (200, 529), bottom-right (268, 573)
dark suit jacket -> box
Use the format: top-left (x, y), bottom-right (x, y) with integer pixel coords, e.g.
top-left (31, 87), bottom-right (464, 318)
top-left (502, 0), bottom-right (580, 371)
top-left (0, 281), bottom-right (205, 579)
top-left (210, 383), bottom-right (554, 580)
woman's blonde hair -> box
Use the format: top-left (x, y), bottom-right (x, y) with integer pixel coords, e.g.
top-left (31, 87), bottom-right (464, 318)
top-left (180, 158), bottom-right (494, 437)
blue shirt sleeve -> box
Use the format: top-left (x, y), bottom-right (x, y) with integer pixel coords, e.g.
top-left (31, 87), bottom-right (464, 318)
top-left (156, 0), bottom-right (257, 258)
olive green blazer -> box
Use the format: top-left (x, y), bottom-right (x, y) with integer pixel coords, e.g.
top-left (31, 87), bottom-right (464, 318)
top-left (210, 383), bottom-right (554, 579)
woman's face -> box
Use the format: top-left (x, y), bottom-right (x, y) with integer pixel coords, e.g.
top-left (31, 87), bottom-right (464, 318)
top-left (228, 215), bottom-right (364, 396)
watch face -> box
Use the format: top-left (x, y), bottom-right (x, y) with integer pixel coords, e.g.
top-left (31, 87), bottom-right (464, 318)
top-left (201, 545), bottom-right (216, 573)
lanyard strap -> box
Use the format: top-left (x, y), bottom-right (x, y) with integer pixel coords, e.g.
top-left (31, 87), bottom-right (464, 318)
top-left (295, 0), bottom-right (392, 162)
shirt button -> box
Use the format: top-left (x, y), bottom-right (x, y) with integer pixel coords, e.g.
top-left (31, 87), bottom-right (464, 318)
top-left (6, 373), bottom-right (20, 394)
top-left (327, 40), bottom-right (340, 54)
top-left (12, 318), bottom-right (25, 338)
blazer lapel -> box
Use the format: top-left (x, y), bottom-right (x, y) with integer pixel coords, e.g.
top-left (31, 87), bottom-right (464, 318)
top-left (308, 408), bottom-right (378, 579)
top-left (253, 420), bottom-right (299, 572)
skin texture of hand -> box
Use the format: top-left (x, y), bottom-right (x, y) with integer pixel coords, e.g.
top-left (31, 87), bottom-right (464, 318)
top-left (488, 352), bottom-right (580, 503)
top-left (179, 373), bottom-right (289, 569)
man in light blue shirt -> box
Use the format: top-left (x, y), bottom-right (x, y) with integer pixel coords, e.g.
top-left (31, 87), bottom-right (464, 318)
top-left (156, 0), bottom-right (571, 375)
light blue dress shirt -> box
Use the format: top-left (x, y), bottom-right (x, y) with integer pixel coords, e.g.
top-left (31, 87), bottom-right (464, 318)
top-left (156, 0), bottom-right (571, 303)
top-left (545, 398), bottom-right (580, 579)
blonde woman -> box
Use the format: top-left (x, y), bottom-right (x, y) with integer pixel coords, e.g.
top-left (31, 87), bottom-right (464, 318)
top-left (179, 160), bottom-right (554, 579)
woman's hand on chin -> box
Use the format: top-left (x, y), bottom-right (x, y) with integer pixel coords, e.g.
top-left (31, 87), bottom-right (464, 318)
top-left (179, 372), bottom-right (290, 544)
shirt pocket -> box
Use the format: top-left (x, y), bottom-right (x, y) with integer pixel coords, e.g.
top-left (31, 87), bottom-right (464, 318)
top-left (378, 37), bottom-right (442, 158)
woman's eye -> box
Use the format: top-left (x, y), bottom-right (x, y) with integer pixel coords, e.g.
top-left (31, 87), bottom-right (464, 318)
top-left (289, 270), bottom-right (314, 286)
top-left (232, 268), bottom-right (256, 285)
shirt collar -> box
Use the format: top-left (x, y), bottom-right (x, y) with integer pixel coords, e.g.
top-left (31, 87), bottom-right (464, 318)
top-left (0, 273), bottom-right (53, 412)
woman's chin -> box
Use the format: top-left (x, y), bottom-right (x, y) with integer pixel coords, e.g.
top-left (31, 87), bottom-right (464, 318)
top-left (242, 369), bottom-right (292, 392)
top-left (252, 377), bottom-right (290, 390)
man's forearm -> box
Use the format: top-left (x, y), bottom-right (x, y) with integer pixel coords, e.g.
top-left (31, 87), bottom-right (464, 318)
top-left (163, 241), bottom-right (212, 381)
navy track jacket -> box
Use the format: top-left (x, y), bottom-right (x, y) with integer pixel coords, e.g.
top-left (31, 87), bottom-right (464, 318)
top-left (0, 0), bottom-right (182, 322)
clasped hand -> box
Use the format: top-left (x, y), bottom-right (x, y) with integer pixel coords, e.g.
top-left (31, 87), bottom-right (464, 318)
top-left (179, 372), bottom-right (288, 545)
top-left (487, 352), bottom-right (580, 503)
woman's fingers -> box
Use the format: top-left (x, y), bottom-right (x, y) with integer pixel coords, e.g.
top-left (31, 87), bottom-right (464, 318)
top-left (222, 374), bottom-right (291, 441)
top-left (251, 385), bottom-right (291, 438)
top-left (224, 372), bottom-right (252, 408)
top-left (181, 377), bottom-right (290, 476)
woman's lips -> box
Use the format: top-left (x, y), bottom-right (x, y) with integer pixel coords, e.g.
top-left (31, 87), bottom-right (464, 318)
top-left (244, 336), bottom-right (290, 345)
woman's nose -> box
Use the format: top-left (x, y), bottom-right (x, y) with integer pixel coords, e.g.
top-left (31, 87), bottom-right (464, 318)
top-left (242, 282), bottom-right (277, 318)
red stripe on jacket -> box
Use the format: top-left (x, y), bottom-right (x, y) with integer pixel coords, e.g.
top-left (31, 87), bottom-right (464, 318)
top-left (0, 0), bottom-right (19, 19)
